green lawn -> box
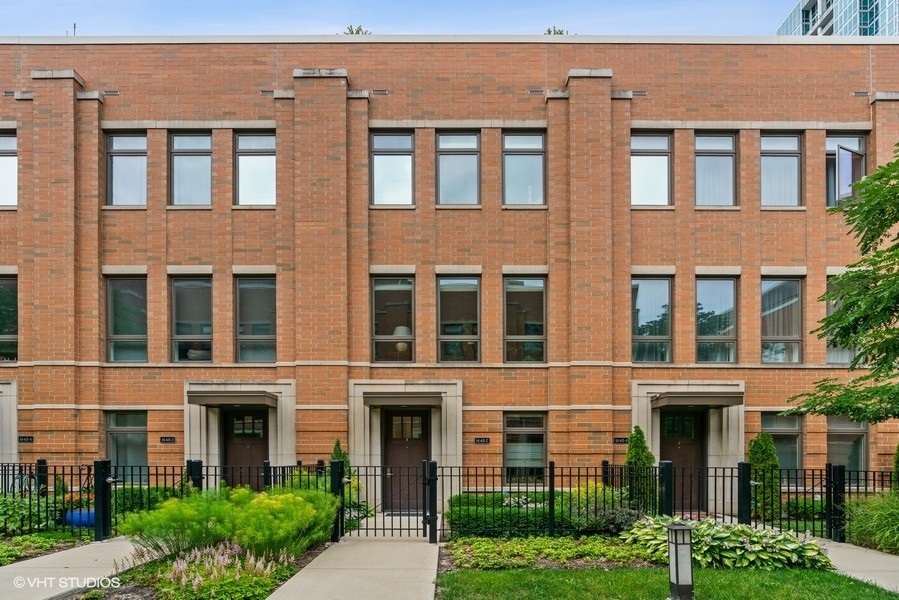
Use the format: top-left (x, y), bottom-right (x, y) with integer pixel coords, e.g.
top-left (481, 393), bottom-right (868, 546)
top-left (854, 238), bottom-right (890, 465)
top-left (436, 567), bottom-right (899, 600)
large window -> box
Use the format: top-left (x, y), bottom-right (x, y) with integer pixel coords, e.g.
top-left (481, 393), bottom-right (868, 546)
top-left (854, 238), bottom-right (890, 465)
top-left (632, 278), bottom-right (671, 362)
top-left (235, 133), bottom-right (276, 206)
top-left (504, 277), bottom-right (546, 362)
top-left (761, 135), bottom-right (801, 207)
top-left (696, 278), bottom-right (736, 362)
top-left (0, 134), bottom-right (18, 206)
top-left (437, 133), bottom-right (479, 205)
top-left (504, 412), bottom-right (546, 483)
top-left (503, 133), bottom-right (545, 205)
top-left (107, 412), bottom-right (148, 482)
top-left (761, 278), bottom-right (802, 363)
top-left (171, 133), bottom-right (212, 206)
top-left (438, 277), bottom-right (479, 361)
top-left (631, 134), bottom-right (670, 206)
top-left (372, 277), bottom-right (414, 361)
top-left (0, 277), bottom-right (16, 361)
top-left (695, 134), bottom-right (735, 206)
top-left (826, 277), bottom-right (858, 364)
top-left (826, 135), bottom-right (865, 207)
top-left (761, 413), bottom-right (802, 471)
top-left (107, 134), bottom-right (147, 206)
top-left (107, 277), bottom-right (148, 362)
top-left (172, 278), bottom-right (212, 361)
top-left (827, 416), bottom-right (867, 471)
top-left (236, 278), bottom-right (276, 362)
top-left (371, 133), bottom-right (413, 205)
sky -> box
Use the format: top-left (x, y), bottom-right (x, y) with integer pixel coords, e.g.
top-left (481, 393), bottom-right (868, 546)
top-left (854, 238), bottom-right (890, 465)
top-left (0, 0), bottom-right (795, 37)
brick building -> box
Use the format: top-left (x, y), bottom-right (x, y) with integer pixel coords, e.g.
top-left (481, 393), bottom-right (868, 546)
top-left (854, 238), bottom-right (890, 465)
top-left (0, 35), bottom-right (897, 486)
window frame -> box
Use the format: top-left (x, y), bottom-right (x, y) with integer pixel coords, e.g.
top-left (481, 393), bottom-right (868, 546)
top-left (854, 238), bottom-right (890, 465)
top-left (235, 277), bottom-right (276, 363)
top-left (502, 132), bottom-right (546, 206)
top-left (760, 134), bottom-right (802, 207)
top-left (826, 276), bottom-right (859, 365)
top-left (503, 277), bottom-right (546, 363)
top-left (761, 412), bottom-right (803, 474)
top-left (504, 412), bottom-right (547, 484)
top-left (437, 276), bottom-right (480, 362)
top-left (761, 278), bottom-right (803, 364)
top-left (0, 133), bottom-right (18, 207)
top-left (169, 132), bottom-right (213, 206)
top-left (106, 276), bottom-right (148, 363)
top-left (0, 276), bottom-right (17, 362)
top-left (694, 133), bottom-right (736, 206)
top-left (234, 132), bottom-right (276, 206)
top-left (371, 277), bottom-right (415, 362)
top-left (107, 411), bottom-right (148, 482)
top-left (171, 277), bottom-right (213, 362)
top-left (827, 416), bottom-right (868, 471)
top-left (826, 135), bottom-right (866, 207)
top-left (436, 132), bottom-right (480, 206)
top-left (370, 132), bottom-right (414, 206)
top-left (106, 133), bottom-right (148, 206)
top-left (631, 133), bottom-right (672, 206)
top-left (631, 277), bottom-right (672, 363)
top-left (695, 278), bottom-right (737, 363)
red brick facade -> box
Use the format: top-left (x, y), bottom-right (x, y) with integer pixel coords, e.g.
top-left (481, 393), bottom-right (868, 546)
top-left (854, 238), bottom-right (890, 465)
top-left (0, 37), bottom-right (897, 472)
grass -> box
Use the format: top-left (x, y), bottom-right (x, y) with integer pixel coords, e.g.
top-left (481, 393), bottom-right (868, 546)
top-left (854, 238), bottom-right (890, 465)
top-left (0, 531), bottom-right (92, 566)
top-left (436, 567), bottom-right (899, 600)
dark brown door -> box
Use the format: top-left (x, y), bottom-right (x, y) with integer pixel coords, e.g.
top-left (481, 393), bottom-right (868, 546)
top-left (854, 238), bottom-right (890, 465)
top-left (384, 410), bottom-right (429, 512)
top-left (223, 410), bottom-right (269, 491)
top-left (659, 410), bottom-right (706, 512)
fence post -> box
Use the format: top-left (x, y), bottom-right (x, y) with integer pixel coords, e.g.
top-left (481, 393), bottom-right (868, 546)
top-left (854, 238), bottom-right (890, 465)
top-left (830, 464), bottom-right (846, 543)
top-left (330, 460), bottom-right (345, 542)
top-left (601, 460), bottom-right (610, 487)
top-left (36, 458), bottom-right (48, 498)
top-left (825, 463), bottom-right (833, 540)
top-left (737, 462), bottom-right (751, 525)
top-left (427, 460), bottom-right (438, 543)
top-left (263, 460), bottom-right (272, 488)
top-left (548, 461), bottom-right (556, 536)
top-left (93, 460), bottom-right (112, 542)
top-left (186, 460), bottom-right (203, 490)
top-left (659, 460), bottom-right (674, 517)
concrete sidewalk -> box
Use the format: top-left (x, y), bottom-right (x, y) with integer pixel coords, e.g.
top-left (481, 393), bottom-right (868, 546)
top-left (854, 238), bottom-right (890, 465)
top-left (268, 537), bottom-right (440, 600)
top-left (0, 537), bottom-right (139, 600)
top-left (826, 541), bottom-right (899, 593)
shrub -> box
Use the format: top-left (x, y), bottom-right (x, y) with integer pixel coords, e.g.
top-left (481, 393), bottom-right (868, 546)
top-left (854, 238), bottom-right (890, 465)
top-left (621, 515), bottom-right (832, 571)
top-left (747, 432), bottom-right (780, 520)
top-left (0, 495), bottom-right (53, 535)
top-left (846, 491), bottom-right (899, 554)
top-left (625, 426), bottom-right (655, 467)
top-left (565, 481), bottom-right (643, 535)
top-left (446, 492), bottom-right (555, 538)
top-left (112, 485), bottom-right (186, 517)
top-left (784, 498), bottom-right (826, 520)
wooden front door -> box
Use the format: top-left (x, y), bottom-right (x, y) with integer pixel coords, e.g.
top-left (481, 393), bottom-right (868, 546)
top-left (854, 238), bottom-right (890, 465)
top-left (659, 410), bottom-right (706, 512)
top-left (383, 410), bottom-right (429, 512)
top-left (223, 410), bottom-right (269, 491)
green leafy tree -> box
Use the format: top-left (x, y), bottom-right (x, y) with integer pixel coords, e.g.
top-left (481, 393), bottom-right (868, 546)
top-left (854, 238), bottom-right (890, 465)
top-left (544, 26), bottom-right (568, 35)
top-left (747, 432), bottom-right (780, 520)
top-left (790, 145), bottom-right (899, 423)
top-left (624, 426), bottom-right (655, 512)
top-left (343, 25), bottom-right (371, 35)
top-left (894, 441), bottom-right (899, 483)
top-left (330, 438), bottom-right (350, 471)
top-left (624, 426), bottom-right (655, 466)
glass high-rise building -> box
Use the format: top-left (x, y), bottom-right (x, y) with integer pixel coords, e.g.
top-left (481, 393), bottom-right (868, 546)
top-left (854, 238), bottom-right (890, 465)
top-left (778, 0), bottom-right (899, 35)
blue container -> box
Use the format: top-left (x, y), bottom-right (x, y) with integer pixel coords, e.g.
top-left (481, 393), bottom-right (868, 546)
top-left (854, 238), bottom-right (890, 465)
top-left (64, 508), bottom-right (95, 528)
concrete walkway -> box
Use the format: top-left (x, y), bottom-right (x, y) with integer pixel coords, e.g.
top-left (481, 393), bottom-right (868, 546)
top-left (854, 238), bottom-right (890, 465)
top-left (826, 540), bottom-right (899, 593)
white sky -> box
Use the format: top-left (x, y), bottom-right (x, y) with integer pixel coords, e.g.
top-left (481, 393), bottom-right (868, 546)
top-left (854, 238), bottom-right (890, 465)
top-left (0, 0), bottom-right (794, 37)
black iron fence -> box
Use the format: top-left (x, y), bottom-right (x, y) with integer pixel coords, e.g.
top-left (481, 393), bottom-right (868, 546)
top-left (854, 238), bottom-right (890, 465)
top-left (1, 458), bottom-right (895, 544)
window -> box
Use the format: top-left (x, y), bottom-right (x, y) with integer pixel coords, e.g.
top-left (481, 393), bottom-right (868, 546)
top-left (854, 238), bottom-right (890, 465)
top-left (631, 134), bottom-right (670, 205)
top-left (826, 277), bottom-right (858, 364)
top-left (437, 133), bottom-right (479, 205)
top-left (107, 277), bottom-right (147, 362)
top-left (827, 416), bottom-right (867, 471)
top-left (0, 277), bottom-right (16, 361)
top-left (172, 278), bottom-right (212, 361)
top-left (0, 134), bottom-right (17, 206)
top-left (438, 277), bottom-right (479, 361)
top-left (371, 133), bottom-right (413, 205)
top-left (632, 278), bottom-right (671, 362)
top-left (761, 413), bottom-right (802, 471)
top-left (695, 134), bottom-right (735, 206)
top-left (503, 133), bottom-right (545, 205)
top-left (761, 135), bottom-right (801, 206)
top-left (235, 133), bottom-right (276, 206)
top-left (171, 133), bottom-right (212, 206)
top-left (696, 278), bottom-right (736, 362)
top-left (372, 277), bottom-right (414, 361)
top-left (236, 278), bottom-right (276, 362)
top-left (826, 135), bottom-right (865, 207)
top-left (107, 134), bottom-right (147, 206)
top-left (761, 278), bottom-right (802, 363)
top-left (504, 412), bottom-right (546, 483)
top-left (504, 277), bottom-right (546, 362)
top-left (107, 412), bottom-right (148, 482)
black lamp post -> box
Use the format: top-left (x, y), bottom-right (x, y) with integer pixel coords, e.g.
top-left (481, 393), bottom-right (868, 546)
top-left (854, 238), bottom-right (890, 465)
top-left (667, 523), bottom-right (694, 600)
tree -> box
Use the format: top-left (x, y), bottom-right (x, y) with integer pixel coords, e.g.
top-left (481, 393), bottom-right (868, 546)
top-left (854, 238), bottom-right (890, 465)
top-left (544, 26), bottom-right (568, 35)
top-left (747, 432), bottom-right (779, 520)
top-left (625, 426), bottom-right (655, 466)
top-left (343, 25), bottom-right (371, 35)
top-left (789, 144), bottom-right (899, 423)
top-left (330, 438), bottom-right (350, 472)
